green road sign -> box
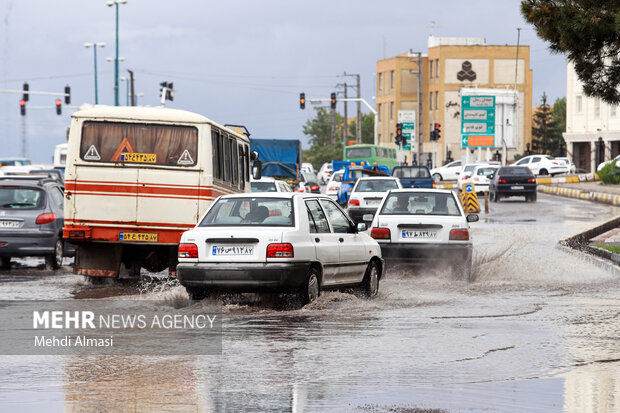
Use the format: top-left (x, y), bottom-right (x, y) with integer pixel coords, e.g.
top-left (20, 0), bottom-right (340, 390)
top-left (461, 95), bottom-right (495, 138)
top-left (402, 121), bottom-right (414, 151)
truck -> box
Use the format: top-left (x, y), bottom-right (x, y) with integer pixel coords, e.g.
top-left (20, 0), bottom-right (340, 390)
top-left (250, 139), bottom-right (301, 180)
top-left (391, 165), bottom-right (434, 188)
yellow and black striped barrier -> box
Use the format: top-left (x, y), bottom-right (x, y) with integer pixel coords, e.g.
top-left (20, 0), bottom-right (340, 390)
top-left (459, 183), bottom-right (481, 213)
top-left (537, 185), bottom-right (620, 206)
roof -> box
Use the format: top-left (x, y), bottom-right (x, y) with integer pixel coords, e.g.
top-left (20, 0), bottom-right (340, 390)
top-left (216, 192), bottom-right (331, 201)
top-left (357, 176), bottom-right (398, 181)
top-left (388, 188), bottom-right (454, 195)
top-left (72, 105), bottom-right (212, 124)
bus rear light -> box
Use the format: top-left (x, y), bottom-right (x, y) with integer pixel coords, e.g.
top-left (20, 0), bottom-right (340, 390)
top-left (449, 229), bottom-right (469, 240)
top-left (267, 243), bottom-right (294, 258)
top-left (35, 213), bottom-right (56, 225)
top-left (178, 243), bottom-right (198, 258)
top-left (349, 199), bottom-right (360, 206)
top-left (371, 227), bottom-right (391, 239)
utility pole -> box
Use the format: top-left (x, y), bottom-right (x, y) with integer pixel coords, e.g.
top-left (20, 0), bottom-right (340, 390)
top-left (343, 82), bottom-right (348, 145)
top-left (330, 107), bottom-right (336, 145)
top-left (510, 27), bottom-right (522, 166)
top-left (128, 69), bottom-right (135, 106)
top-left (356, 74), bottom-right (361, 144)
top-left (408, 50), bottom-right (423, 165)
top-left (20, 115), bottom-right (27, 158)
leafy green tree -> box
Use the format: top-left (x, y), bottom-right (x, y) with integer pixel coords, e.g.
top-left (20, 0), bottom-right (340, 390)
top-left (551, 97), bottom-right (566, 156)
top-left (521, 0), bottom-right (620, 104)
top-left (348, 113), bottom-right (375, 144)
top-left (302, 142), bottom-right (343, 171)
top-left (302, 107), bottom-right (342, 147)
top-left (532, 92), bottom-right (555, 154)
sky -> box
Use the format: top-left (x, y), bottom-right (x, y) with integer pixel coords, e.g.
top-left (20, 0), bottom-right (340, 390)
top-left (0, 0), bottom-right (566, 163)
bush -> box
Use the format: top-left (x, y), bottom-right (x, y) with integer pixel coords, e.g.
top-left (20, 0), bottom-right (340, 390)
top-left (597, 161), bottom-right (620, 184)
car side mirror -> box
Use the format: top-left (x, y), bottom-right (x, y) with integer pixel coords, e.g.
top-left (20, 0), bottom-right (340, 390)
top-left (357, 222), bottom-right (367, 232)
top-left (489, 173), bottom-right (495, 179)
top-left (250, 150), bottom-right (259, 161)
top-left (467, 214), bottom-right (479, 223)
top-left (252, 160), bottom-right (262, 180)
top-left (362, 214), bottom-right (374, 222)
top-left (455, 172), bottom-right (460, 175)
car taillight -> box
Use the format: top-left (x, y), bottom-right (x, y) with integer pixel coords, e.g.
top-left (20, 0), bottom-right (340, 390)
top-left (498, 179), bottom-right (507, 184)
top-left (462, 176), bottom-right (469, 180)
top-left (432, 181), bottom-right (436, 188)
top-left (349, 199), bottom-right (360, 206)
top-left (178, 243), bottom-right (198, 258)
top-left (528, 178), bottom-right (536, 183)
top-left (35, 213), bottom-right (56, 224)
top-left (449, 229), bottom-right (469, 240)
top-left (267, 243), bottom-right (294, 258)
top-left (371, 227), bottom-right (391, 239)
top-left (552, 162), bottom-right (558, 165)
top-left (311, 185), bottom-right (319, 191)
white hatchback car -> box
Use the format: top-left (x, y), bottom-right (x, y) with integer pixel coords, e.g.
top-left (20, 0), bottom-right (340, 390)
top-left (469, 165), bottom-right (499, 193)
top-left (430, 160), bottom-right (462, 182)
top-left (318, 162), bottom-right (333, 184)
top-left (325, 170), bottom-right (344, 200)
top-left (250, 177), bottom-right (293, 192)
top-left (368, 189), bottom-right (478, 280)
top-left (177, 193), bottom-right (383, 303)
top-left (456, 163), bottom-right (490, 190)
top-left (514, 155), bottom-right (569, 176)
top-left (347, 176), bottom-right (402, 225)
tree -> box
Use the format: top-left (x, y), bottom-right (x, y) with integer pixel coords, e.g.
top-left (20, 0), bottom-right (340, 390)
top-left (521, 0), bottom-right (620, 104)
top-left (551, 97), bottom-right (567, 156)
top-left (348, 113), bottom-right (375, 144)
top-left (532, 92), bottom-right (555, 154)
top-left (302, 107), bottom-right (342, 147)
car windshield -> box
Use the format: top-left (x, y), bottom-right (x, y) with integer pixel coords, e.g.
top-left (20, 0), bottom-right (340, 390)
top-left (499, 167), bottom-right (532, 176)
top-left (476, 167), bottom-right (497, 177)
top-left (392, 167), bottom-right (430, 178)
top-left (346, 147), bottom-right (372, 158)
top-left (332, 172), bottom-right (343, 182)
top-left (0, 187), bottom-right (45, 209)
top-left (464, 165), bottom-right (478, 172)
top-left (302, 172), bottom-right (318, 183)
top-left (355, 179), bottom-right (399, 193)
top-left (251, 182), bottom-right (277, 192)
top-left (380, 192), bottom-right (461, 216)
top-left (199, 197), bottom-right (294, 226)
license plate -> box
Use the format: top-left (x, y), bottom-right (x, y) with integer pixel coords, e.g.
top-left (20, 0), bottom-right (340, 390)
top-left (120, 152), bottom-right (157, 164)
top-left (401, 230), bottom-right (437, 239)
top-left (119, 232), bottom-right (158, 242)
top-left (212, 245), bottom-right (254, 256)
top-left (0, 220), bottom-right (20, 228)
top-left (511, 186), bottom-right (524, 190)
top-left (365, 200), bottom-right (380, 206)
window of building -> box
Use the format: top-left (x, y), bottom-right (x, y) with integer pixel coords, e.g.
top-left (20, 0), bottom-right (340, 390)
top-left (429, 61), bottom-right (433, 79)
top-left (576, 95), bottom-right (582, 113)
top-left (429, 93), bottom-right (433, 110)
top-left (435, 91), bottom-right (439, 110)
top-left (390, 132), bottom-right (394, 142)
top-left (390, 102), bottom-right (394, 119)
top-left (378, 103), bottom-right (382, 122)
top-left (390, 70), bottom-right (395, 89)
top-left (378, 73), bottom-right (383, 92)
top-left (435, 59), bottom-right (439, 77)
top-left (595, 99), bottom-right (601, 118)
top-left (612, 105), bottom-right (617, 117)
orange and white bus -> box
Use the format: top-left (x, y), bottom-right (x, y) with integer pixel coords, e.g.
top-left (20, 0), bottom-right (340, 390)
top-left (63, 106), bottom-right (258, 279)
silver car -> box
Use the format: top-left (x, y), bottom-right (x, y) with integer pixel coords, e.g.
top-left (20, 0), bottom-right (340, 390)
top-left (0, 176), bottom-right (69, 270)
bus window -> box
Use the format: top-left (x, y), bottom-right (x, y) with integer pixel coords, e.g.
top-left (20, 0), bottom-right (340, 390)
top-left (346, 147), bottom-right (372, 159)
top-left (80, 121), bottom-right (198, 166)
top-left (231, 138), bottom-right (239, 186)
top-left (212, 130), bottom-right (222, 179)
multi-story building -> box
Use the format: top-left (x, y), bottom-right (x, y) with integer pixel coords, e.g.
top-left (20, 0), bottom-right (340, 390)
top-left (564, 61), bottom-right (620, 172)
top-left (376, 36), bottom-right (533, 166)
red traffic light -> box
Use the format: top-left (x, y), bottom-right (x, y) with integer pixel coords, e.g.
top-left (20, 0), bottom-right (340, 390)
top-left (55, 99), bottom-right (62, 115)
top-left (55, 99), bottom-right (62, 106)
top-left (19, 99), bottom-right (26, 107)
top-left (19, 99), bottom-right (26, 116)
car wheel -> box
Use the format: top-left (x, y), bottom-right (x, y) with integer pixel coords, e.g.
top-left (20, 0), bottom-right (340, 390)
top-left (45, 238), bottom-right (63, 270)
top-left (539, 168), bottom-right (548, 176)
top-left (432, 173), bottom-right (442, 183)
top-left (299, 267), bottom-right (320, 305)
top-left (186, 287), bottom-right (210, 301)
top-left (452, 259), bottom-right (473, 281)
top-left (362, 260), bottom-right (380, 298)
top-left (530, 192), bottom-right (537, 202)
top-left (0, 257), bottom-right (11, 270)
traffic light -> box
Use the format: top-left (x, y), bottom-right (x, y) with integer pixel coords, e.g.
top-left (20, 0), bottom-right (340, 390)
top-left (55, 99), bottom-right (62, 115)
top-left (330, 92), bottom-right (336, 109)
top-left (19, 99), bottom-right (26, 116)
top-left (434, 123), bottom-right (441, 140)
top-left (299, 92), bottom-right (305, 110)
top-left (166, 82), bottom-right (174, 101)
top-left (395, 123), bottom-right (403, 145)
top-left (64, 85), bottom-right (71, 104)
top-left (22, 83), bottom-right (29, 102)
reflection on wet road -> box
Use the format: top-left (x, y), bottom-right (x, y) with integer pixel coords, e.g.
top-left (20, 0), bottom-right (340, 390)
top-left (0, 194), bottom-right (618, 412)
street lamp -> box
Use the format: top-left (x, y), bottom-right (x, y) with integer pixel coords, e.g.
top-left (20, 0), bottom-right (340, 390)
top-left (105, 0), bottom-right (128, 106)
top-left (83, 42), bottom-right (106, 104)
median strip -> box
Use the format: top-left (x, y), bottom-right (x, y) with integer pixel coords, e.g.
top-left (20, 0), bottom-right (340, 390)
top-left (538, 184), bottom-right (620, 205)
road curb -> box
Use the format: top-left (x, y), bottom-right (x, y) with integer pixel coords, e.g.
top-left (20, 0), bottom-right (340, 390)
top-left (537, 185), bottom-right (620, 206)
top-left (536, 172), bottom-right (598, 185)
top-left (556, 244), bottom-right (620, 276)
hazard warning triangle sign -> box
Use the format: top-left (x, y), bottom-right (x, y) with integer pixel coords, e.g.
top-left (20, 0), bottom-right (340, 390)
top-left (84, 145), bottom-right (101, 160)
top-left (111, 138), bottom-right (135, 162)
top-left (177, 149), bottom-right (194, 165)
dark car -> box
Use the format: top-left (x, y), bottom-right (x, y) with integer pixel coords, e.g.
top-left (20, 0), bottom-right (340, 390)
top-left (299, 171), bottom-right (321, 193)
top-left (0, 176), bottom-right (71, 270)
top-left (489, 166), bottom-right (537, 202)
top-left (392, 166), bottom-right (434, 188)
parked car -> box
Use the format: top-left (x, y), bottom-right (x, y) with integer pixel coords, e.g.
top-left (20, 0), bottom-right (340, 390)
top-left (430, 160), bottom-right (462, 182)
top-left (597, 154), bottom-right (620, 172)
top-left (0, 175), bottom-right (71, 270)
top-left (392, 165), bottom-right (434, 188)
top-left (177, 193), bottom-right (384, 303)
top-left (298, 171), bottom-right (321, 193)
top-left (347, 176), bottom-right (402, 226)
top-left (469, 165), bottom-right (499, 193)
top-left (513, 155), bottom-right (569, 176)
top-left (555, 157), bottom-right (576, 174)
top-left (368, 189), bottom-right (477, 280)
top-left (325, 170), bottom-right (344, 200)
top-left (301, 162), bottom-right (315, 175)
top-left (318, 162), bottom-right (333, 184)
top-left (456, 163), bottom-right (490, 190)
top-left (250, 177), bottom-right (293, 193)
top-left (489, 166), bottom-right (537, 202)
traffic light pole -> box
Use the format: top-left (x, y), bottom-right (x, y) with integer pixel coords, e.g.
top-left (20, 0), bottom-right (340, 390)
top-left (114, 2), bottom-right (120, 106)
top-left (0, 89), bottom-right (70, 98)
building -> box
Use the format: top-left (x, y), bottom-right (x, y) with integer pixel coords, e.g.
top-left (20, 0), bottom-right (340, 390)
top-left (564, 61), bottom-right (620, 172)
top-left (376, 36), bottom-right (533, 166)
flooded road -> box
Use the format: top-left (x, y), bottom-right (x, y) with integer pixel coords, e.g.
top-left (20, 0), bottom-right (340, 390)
top-left (0, 194), bottom-right (618, 412)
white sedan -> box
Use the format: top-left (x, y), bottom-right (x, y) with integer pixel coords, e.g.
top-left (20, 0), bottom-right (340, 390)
top-left (368, 189), bottom-right (478, 280)
top-left (347, 176), bottom-right (402, 225)
top-left (456, 163), bottom-right (490, 190)
top-left (177, 192), bottom-right (384, 303)
top-left (430, 160), bottom-right (462, 182)
top-left (514, 155), bottom-right (569, 176)
top-left (468, 164), bottom-right (499, 193)
top-left (250, 177), bottom-right (293, 192)
top-left (325, 169), bottom-right (344, 200)
top-left (318, 162), bottom-right (333, 184)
